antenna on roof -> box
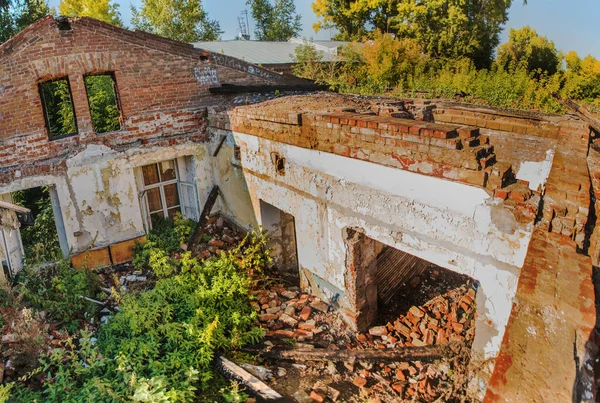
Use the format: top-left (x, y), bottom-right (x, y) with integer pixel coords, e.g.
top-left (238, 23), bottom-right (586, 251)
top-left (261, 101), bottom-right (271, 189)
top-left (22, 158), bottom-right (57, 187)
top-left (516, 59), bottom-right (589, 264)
top-left (238, 10), bottom-right (250, 40)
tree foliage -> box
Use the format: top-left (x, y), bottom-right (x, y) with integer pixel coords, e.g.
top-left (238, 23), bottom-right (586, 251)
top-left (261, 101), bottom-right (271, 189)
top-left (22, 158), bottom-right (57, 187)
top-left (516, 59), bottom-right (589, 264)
top-left (247, 0), bottom-right (302, 41)
top-left (292, 40), bottom-right (326, 80)
top-left (312, 0), bottom-right (526, 68)
top-left (85, 75), bottom-right (121, 133)
top-left (131, 0), bottom-right (221, 42)
top-left (497, 26), bottom-right (561, 76)
top-left (0, 0), bottom-right (49, 43)
top-left (58, 0), bottom-right (122, 26)
top-left (293, 28), bottom-right (600, 114)
top-left (311, 0), bottom-right (371, 40)
top-left (40, 78), bottom-right (77, 138)
top-left (13, 187), bottom-right (62, 266)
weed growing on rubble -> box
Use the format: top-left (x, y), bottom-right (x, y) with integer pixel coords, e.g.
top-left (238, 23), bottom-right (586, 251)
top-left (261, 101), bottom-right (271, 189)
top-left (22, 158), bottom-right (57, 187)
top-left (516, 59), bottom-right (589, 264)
top-left (4, 226), bottom-right (271, 402)
top-left (17, 260), bottom-right (101, 333)
top-left (132, 214), bottom-right (196, 269)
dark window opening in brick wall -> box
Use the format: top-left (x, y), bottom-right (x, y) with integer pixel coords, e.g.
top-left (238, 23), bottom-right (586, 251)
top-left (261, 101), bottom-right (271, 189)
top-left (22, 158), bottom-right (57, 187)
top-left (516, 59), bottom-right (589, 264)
top-left (84, 73), bottom-right (122, 134)
top-left (39, 78), bottom-right (78, 140)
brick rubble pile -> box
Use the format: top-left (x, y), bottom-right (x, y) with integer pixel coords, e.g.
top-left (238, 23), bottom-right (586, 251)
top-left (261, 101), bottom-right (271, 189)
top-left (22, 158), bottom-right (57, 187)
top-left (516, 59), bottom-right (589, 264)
top-left (252, 281), bottom-right (477, 402)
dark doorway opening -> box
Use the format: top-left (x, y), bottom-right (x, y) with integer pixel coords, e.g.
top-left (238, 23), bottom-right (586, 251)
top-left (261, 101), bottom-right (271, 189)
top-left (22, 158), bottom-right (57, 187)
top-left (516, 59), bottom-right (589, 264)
top-left (13, 186), bottom-right (65, 266)
top-left (345, 228), bottom-right (477, 348)
top-left (260, 200), bottom-right (300, 286)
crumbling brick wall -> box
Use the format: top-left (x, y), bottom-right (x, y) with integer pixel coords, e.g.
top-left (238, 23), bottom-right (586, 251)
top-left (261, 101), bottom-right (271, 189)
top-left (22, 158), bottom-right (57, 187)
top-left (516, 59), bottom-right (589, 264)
top-left (0, 16), bottom-right (303, 183)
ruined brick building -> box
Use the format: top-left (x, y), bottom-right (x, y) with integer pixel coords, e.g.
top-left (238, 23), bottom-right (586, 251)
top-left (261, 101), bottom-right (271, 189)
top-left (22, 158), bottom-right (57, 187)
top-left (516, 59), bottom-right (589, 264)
top-left (0, 16), bottom-right (598, 402)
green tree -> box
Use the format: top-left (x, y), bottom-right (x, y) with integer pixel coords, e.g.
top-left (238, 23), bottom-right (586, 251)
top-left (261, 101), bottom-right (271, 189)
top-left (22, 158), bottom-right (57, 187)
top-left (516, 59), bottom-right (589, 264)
top-left (131, 0), bottom-right (221, 42)
top-left (496, 26), bottom-right (561, 75)
top-left (58, 0), bottom-right (122, 26)
top-left (312, 0), bottom-right (527, 68)
top-left (0, 0), bottom-right (49, 43)
top-left (393, 0), bottom-right (523, 68)
top-left (311, 0), bottom-right (371, 40)
top-left (292, 39), bottom-right (326, 80)
top-left (247, 0), bottom-right (302, 41)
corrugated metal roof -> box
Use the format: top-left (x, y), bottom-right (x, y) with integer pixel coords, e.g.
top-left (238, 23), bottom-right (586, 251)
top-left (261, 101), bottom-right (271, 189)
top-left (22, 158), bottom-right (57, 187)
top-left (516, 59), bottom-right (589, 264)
top-left (193, 39), bottom-right (347, 65)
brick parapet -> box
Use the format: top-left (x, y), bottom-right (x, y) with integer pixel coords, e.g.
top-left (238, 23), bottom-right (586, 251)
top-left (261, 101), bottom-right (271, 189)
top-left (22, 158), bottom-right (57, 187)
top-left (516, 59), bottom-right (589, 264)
top-left (230, 109), bottom-right (502, 188)
top-left (433, 105), bottom-right (563, 139)
top-left (484, 118), bottom-right (596, 402)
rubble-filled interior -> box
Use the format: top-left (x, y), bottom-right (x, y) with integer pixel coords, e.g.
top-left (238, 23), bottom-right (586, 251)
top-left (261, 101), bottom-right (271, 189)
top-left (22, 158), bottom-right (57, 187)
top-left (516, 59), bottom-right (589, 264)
top-left (245, 234), bottom-right (478, 402)
top-left (0, 15), bottom-right (598, 403)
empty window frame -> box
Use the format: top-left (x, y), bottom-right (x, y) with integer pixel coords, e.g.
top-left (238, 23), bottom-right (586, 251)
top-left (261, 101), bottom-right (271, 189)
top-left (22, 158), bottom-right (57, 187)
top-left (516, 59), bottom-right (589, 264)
top-left (84, 73), bottom-right (122, 134)
top-left (39, 78), bottom-right (78, 139)
top-left (141, 160), bottom-right (182, 227)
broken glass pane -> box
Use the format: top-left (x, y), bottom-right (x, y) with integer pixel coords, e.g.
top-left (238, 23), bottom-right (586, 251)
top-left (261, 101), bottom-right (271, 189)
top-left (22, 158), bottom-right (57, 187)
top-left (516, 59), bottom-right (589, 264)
top-left (142, 164), bottom-right (160, 186)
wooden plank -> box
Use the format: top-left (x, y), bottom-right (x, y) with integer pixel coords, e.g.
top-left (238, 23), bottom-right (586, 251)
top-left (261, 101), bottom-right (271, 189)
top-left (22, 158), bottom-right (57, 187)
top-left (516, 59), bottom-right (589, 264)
top-left (212, 134), bottom-right (227, 157)
top-left (215, 355), bottom-right (283, 400)
top-left (0, 201), bottom-right (30, 215)
top-left (242, 345), bottom-right (446, 363)
top-left (188, 185), bottom-right (220, 251)
top-left (109, 236), bottom-right (147, 265)
top-left (71, 247), bottom-right (111, 270)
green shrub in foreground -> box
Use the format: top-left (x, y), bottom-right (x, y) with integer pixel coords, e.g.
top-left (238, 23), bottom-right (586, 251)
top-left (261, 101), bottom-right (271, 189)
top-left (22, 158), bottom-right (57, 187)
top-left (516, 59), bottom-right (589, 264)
top-left (6, 234), bottom-right (266, 402)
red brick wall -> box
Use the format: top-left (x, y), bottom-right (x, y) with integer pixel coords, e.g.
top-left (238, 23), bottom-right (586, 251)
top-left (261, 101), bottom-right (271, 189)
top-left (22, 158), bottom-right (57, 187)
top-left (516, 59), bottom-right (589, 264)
top-left (0, 16), bottom-right (297, 172)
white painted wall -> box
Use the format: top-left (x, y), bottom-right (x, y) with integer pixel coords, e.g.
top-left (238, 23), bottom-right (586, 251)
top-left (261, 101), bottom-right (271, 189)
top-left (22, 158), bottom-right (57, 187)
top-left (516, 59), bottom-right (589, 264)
top-left (212, 128), bottom-right (536, 370)
top-left (0, 142), bottom-right (212, 254)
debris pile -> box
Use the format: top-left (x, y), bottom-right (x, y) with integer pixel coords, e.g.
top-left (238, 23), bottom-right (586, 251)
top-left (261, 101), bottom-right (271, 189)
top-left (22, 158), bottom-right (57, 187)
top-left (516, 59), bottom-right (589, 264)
top-left (253, 286), bottom-right (332, 343)
top-left (360, 284), bottom-right (477, 349)
top-left (249, 281), bottom-right (477, 402)
top-left (191, 215), bottom-right (245, 260)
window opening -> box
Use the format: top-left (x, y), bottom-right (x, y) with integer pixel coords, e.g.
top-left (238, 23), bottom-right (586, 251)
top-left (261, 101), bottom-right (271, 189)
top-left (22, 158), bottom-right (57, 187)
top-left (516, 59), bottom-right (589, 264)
top-left (39, 78), bottom-right (78, 139)
top-left (84, 74), bottom-right (122, 133)
top-left (141, 160), bottom-right (182, 228)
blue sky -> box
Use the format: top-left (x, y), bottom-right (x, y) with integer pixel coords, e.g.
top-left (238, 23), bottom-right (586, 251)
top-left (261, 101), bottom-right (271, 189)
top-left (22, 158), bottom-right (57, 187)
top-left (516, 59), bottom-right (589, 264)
top-left (47, 0), bottom-right (600, 58)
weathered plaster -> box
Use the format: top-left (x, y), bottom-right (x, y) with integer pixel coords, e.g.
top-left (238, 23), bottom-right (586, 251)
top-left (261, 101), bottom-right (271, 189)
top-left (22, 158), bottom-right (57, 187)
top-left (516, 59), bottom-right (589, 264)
top-left (516, 149), bottom-right (555, 191)
top-left (0, 142), bottom-right (212, 255)
top-left (212, 130), bottom-right (533, 371)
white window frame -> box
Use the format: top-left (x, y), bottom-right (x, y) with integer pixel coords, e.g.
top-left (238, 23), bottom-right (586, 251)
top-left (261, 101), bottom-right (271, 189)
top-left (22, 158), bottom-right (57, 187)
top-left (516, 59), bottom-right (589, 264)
top-left (140, 160), bottom-right (183, 230)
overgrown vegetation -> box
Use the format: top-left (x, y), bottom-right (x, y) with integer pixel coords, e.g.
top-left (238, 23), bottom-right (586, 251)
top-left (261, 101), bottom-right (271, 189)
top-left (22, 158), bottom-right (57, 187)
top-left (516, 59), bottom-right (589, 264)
top-left (17, 260), bottom-right (101, 333)
top-left (294, 26), bottom-right (600, 113)
top-left (13, 187), bottom-right (62, 265)
top-left (39, 79), bottom-right (77, 138)
top-left (0, 0), bottom-right (49, 44)
top-left (1, 216), bottom-right (271, 402)
top-left (84, 74), bottom-right (122, 134)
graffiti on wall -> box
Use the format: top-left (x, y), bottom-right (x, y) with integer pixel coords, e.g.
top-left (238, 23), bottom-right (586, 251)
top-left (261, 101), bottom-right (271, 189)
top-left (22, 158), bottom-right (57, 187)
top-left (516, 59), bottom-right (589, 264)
top-left (212, 54), bottom-right (278, 81)
top-left (193, 66), bottom-right (219, 87)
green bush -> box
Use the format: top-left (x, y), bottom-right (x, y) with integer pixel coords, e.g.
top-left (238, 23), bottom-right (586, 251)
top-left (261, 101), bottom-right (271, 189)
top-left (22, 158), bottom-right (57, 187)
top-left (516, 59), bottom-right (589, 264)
top-left (6, 231), bottom-right (269, 402)
top-left (17, 260), bottom-right (101, 333)
top-left (133, 214), bottom-right (196, 270)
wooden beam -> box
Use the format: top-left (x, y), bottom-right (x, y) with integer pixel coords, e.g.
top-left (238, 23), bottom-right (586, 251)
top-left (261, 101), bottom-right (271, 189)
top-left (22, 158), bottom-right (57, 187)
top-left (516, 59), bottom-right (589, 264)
top-left (0, 201), bottom-right (30, 215)
top-left (208, 84), bottom-right (322, 94)
top-left (212, 135), bottom-right (227, 157)
top-left (215, 355), bottom-right (283, 400)
top-left (242, 345), bottom-right (447, 363)
top-left (188, 185), bottom-right (220, 251)
top-left (552, 92), bottom-right (600, 134)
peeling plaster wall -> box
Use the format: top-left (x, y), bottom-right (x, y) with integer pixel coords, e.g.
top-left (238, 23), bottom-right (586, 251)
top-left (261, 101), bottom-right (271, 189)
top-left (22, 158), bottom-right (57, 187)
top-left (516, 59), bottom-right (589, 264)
top-left (212, 128), bottom-right (539, 368)
top-left (0, 143), bottom-right (213, 254)
top-left (516, 149), bottom-right (555, 191)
